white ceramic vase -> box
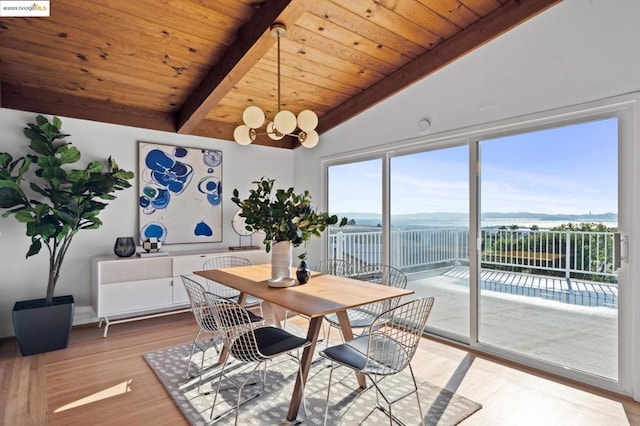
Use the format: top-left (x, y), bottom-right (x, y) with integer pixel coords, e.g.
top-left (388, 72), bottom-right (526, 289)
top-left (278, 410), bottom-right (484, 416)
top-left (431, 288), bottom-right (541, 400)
top-left (271, 240), bottom-right (292, 279)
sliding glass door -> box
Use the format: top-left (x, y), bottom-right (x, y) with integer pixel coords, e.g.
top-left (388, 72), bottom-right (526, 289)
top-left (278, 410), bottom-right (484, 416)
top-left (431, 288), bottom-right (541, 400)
top-left (477, 118), bottom-right (619, 380)
top-left (327, 159), bottom-right (383, 273)
top-left (389, 146), bottom-right (470, 340)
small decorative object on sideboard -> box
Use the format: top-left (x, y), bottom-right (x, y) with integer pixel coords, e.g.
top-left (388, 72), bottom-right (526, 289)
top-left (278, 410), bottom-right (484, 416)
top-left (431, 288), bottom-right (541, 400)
top-left (113, 237), bottom-right (136, 257)
top-left (143, 237), bottom-right (161, 253)
top-left (229, 208), bottom-right (260, 251)
top-left (296, 260), bottom-right (311, 284)
top-left (137, 237), bottom-right (167, 257)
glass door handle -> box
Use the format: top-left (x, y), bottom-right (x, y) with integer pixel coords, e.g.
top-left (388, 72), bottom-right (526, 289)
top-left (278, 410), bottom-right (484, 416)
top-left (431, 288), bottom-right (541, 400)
top-left (614, 233), bottom-right (628, 269)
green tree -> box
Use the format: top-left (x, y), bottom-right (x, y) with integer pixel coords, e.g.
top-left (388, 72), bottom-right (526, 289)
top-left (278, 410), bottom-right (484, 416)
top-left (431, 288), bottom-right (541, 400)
top-left (0, 115), bottom-right (134, 303)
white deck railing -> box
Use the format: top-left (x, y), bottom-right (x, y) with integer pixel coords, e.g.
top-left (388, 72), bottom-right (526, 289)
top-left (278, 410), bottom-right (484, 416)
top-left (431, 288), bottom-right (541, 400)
top-left (329, 228), bottom-right (617, 283)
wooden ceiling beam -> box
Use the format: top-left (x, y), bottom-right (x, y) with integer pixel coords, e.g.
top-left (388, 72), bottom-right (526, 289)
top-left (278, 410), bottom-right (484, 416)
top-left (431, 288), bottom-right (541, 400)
top-left (1, 83), bottom-right (175, 132)
top-left (316, 0), bottom-right (563, 135)
top-left (176, 0), bottom-right (308, 135)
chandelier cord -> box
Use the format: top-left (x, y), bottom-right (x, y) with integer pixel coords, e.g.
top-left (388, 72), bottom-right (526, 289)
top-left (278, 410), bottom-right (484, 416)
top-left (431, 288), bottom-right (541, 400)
top-left (277, 31), bottom-right (281, 113)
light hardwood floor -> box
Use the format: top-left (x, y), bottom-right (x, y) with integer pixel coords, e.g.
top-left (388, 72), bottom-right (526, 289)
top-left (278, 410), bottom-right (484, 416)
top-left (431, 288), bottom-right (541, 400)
top-left (1, 311), bottom-right (638, 425)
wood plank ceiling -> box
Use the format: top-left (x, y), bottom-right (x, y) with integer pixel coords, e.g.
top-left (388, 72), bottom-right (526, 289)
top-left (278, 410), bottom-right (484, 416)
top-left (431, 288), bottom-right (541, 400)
top-left (0, 0), bottom-right (562, 149)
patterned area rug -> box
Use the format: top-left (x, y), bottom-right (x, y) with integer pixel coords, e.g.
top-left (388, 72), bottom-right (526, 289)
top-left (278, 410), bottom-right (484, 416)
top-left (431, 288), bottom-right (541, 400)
top-left (143, 333), bottom-right (482, 425)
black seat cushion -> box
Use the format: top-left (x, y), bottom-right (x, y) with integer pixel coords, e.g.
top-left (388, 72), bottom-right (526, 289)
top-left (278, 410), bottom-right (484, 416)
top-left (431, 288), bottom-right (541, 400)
top-left (322, 335), bottom-right (369, 370)
top-left (202, 309), bottom-right (262, 333)
top-left (252, 326), bottom-right (309, 357)
top-left (245, 310), bottom-right (264, 323)
top-left (322, 334), bottom-right (408, 374)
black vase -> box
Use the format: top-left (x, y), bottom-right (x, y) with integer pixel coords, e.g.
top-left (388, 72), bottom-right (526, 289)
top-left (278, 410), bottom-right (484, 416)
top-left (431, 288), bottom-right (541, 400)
top-left (114, 237), bottom-right (136, 257)
top-left (296, 260), bottom-right (311, 284)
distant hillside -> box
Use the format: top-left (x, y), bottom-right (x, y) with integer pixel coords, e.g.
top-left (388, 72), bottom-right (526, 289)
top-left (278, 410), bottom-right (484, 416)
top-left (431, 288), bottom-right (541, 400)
top-left (337, 212), bottom-right (617, 228)
top-left (481, 212), bottom-right (617, 221)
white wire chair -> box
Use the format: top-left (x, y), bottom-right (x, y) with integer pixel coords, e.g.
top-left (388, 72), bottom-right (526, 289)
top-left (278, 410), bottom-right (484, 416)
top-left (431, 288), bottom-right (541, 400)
top-left (203, 256), bottom-right (263, 317)
top-left (181, 276), bottom-right (221, 391)
top-left (283, 259), bottom-right (353, 332)
top-left (323, 264), bottom-right (408, 346)
top-left (315, 259), bottom-right (354, 277)
top-left (207, 295), bottom-right (311, 425)
top-left (320, 297), bottom-right (435, 426)
top-left (181, 275), bottom-right (263, 394)
top-left (181, 275), bottom-right (264, 395)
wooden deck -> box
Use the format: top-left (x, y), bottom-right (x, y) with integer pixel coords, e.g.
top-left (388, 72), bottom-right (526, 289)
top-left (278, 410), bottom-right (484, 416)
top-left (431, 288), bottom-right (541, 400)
top-left (442, 266), bottom-right (618, 308)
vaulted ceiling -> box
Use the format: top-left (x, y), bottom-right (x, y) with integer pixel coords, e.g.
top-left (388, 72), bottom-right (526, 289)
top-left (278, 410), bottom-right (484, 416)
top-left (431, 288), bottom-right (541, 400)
top-left (0, 0), bottom-right (561, 148)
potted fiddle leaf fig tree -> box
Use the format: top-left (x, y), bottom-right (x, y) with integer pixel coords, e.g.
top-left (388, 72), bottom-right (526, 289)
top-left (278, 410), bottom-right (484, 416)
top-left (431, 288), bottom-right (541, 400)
top-left (231, 177), bottom-right (347, 282)
top-left (0, 115), bottom-right (134, 355)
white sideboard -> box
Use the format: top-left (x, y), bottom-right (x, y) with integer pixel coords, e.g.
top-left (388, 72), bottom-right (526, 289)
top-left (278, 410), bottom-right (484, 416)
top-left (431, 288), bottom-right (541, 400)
top-left (91, 249), bottom-right (269, 337)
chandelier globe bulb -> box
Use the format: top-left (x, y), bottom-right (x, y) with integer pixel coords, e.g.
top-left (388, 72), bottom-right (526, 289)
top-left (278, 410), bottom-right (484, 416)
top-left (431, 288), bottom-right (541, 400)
top-left (273, 110), bottom-right (297, 134)
top-left (242, 106), bottom-right (265, 128)
top-left (297, 110), bottom-right (318, 132)
top-left (266, 121), bottom-right (285, 140)
top-left (234, 125), bottom-right (255, 145)
top-left (299, 130), bottom-right (319, 148)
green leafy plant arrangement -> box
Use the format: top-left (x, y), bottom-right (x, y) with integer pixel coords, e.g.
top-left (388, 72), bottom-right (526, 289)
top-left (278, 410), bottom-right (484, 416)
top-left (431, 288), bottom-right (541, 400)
top-left (231, 177), bottom-right (347, 257)
top-left (0, 115), bottom-right (134, 304)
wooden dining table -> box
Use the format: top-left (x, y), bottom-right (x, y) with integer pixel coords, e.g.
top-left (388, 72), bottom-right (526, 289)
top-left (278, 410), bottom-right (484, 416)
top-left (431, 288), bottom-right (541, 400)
top-left (194, 263), bottom-right (414, 422)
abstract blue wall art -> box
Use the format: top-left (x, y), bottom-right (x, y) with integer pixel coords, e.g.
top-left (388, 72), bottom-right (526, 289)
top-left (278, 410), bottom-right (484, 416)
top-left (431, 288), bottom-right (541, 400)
top-left (138, 142), bottom-right (223, 244)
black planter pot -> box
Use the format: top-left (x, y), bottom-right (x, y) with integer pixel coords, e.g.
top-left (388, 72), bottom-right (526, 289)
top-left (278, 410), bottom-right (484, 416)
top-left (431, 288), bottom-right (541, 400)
top-left (12, 295), bottom-right (75, 356)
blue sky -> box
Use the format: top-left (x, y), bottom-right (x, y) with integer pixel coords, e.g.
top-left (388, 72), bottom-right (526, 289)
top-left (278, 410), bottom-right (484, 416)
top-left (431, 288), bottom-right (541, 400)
top-left (328, 117), bottom-right (618, 215)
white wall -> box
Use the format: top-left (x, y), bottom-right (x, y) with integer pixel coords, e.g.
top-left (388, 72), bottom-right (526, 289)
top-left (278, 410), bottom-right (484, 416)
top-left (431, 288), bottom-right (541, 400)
top-left (295, 0), bottom-right (640, 264)
top-left (0, 108), bottom-right (293, 338)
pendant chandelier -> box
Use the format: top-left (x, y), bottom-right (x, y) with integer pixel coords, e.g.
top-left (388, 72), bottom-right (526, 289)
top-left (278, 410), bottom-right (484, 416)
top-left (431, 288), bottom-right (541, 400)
top-left (233, 23), bottom-right (319, 148)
